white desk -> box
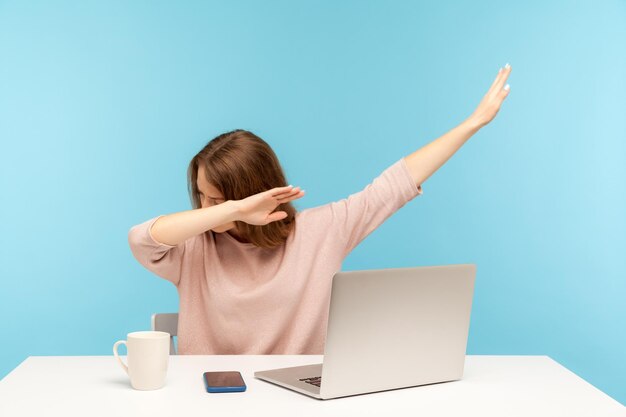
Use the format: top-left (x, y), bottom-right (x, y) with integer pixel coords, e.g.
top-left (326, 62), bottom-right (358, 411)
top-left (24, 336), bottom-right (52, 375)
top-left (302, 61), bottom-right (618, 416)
top-left (0, 355), bottom-right (623, 416)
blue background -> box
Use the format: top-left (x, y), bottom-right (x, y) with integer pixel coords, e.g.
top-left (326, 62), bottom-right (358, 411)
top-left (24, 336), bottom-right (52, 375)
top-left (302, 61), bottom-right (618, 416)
top-left (1, 0), bottom-right (624, 404)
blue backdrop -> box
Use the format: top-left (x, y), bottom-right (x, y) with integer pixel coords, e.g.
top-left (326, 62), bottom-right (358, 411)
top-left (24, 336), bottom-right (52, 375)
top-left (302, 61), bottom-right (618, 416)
top-left (1, 0), bottom-right (624, 404)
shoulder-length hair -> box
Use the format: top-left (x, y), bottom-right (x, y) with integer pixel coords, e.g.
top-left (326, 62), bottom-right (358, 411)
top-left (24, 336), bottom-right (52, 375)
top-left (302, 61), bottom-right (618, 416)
top-left (187, 129), bottom-right (296, 249)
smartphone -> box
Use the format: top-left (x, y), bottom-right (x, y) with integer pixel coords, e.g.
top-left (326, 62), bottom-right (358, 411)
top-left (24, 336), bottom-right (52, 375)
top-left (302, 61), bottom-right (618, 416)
top-left (203, 371), bottom-right (247, 393)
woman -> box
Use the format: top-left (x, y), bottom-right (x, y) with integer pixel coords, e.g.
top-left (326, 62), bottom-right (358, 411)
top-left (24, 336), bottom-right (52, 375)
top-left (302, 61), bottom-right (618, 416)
top-left (128, 65), bottom-right (512, 355)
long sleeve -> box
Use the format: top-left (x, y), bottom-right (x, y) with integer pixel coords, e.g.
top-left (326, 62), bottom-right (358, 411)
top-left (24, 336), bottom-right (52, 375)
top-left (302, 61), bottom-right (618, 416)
top-left (123, 160), bottom-right (420, 356)
top-left (128, 215), bottom-right (187, 286)
top-left (318, 158), bottom-right (423, 258)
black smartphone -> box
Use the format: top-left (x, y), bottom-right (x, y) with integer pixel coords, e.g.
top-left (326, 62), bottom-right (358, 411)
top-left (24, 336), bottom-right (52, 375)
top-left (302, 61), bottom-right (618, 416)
top-left (203, 371), bottom-right (247, 393)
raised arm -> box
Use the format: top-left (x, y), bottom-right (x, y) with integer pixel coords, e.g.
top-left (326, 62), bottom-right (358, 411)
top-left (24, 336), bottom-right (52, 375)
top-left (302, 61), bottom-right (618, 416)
top-left (404, 64), bottom-right (512, 186)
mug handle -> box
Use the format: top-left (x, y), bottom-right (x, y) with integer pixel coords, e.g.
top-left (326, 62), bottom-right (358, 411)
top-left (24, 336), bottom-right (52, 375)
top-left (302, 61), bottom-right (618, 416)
top-left (113, 340), bottom-right (129, 375)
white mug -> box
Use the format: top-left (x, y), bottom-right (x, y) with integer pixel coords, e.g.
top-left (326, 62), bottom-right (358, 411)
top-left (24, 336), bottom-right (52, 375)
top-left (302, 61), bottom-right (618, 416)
top-left (113, 331), bottom-right (170, 390)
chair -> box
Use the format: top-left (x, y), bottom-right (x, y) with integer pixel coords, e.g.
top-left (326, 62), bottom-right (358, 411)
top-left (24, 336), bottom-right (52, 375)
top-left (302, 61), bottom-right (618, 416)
top-left (151, 313), bottom-right (179, 355)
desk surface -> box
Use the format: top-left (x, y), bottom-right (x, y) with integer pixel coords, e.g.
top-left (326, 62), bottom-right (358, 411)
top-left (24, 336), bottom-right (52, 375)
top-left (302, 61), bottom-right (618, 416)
top-left (0, 355), bottom-right (623, 417)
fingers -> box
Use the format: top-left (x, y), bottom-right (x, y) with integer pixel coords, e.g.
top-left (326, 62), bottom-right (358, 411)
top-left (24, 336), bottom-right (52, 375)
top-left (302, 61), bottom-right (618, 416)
top-left (277, 189), bottom-right (305, 204)
top-left (498, 84), bottom-right (511, 100)
top-left (493, 64), bottom-right (511, 95)
top-left (266, 211), bottom-right (288, 223)
top-left (486, 64), bottom-right (512, 98)
top-left (254, 185), bottom-right (304, 205)
top-left (267, 185), bottom-right (295, 196)
top-left (269, 185), bottom-right (303, 198)
top-left (486, 67), bottom-right (504, 96)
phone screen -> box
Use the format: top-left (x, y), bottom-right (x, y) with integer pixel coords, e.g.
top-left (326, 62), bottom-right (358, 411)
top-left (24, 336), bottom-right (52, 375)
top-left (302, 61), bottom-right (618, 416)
top-left (203, 371), bottom-right (246, 392)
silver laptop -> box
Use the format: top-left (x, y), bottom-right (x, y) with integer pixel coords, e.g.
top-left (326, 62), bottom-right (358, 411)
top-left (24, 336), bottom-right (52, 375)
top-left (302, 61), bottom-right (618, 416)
top-left (254, 264), bottom-right (476, 400)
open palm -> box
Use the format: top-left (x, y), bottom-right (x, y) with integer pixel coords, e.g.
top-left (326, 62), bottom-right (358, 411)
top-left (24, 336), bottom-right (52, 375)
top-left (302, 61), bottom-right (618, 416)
top-left (235, 185), bottom-right (305, 226)
top-left (471, 64), bottom-right (512, 127)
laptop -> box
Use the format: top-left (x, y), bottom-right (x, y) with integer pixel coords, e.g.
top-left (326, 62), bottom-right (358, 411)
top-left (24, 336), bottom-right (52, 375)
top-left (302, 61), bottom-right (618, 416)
top-left (254, 264), bottom-right (476, 400)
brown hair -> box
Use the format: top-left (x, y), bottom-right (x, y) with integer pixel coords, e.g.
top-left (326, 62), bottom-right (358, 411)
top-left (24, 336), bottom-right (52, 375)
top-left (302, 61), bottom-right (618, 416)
top-left (187, 129), bottom-right (296, 249)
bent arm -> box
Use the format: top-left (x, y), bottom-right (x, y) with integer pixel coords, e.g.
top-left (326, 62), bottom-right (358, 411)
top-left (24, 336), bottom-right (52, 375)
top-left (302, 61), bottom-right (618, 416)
top-left (404, 117), bottom-right (482, 186)
top-left (151, 201), bottom-right (240, 246)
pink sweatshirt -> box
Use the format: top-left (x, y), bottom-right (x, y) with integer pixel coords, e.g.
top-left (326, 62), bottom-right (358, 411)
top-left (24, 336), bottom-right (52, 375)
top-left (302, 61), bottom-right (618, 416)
top-left (128, 158), bottom-right (423, 355)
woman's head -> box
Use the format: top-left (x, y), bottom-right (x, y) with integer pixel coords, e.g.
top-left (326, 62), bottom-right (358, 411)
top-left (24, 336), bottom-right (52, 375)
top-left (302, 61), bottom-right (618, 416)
top-left (187, 129), bottom-right (296, 249)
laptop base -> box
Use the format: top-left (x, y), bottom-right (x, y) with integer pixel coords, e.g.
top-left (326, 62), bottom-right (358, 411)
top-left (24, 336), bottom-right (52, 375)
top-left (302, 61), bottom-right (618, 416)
top-left (254, 363), bottom-right (323, 399)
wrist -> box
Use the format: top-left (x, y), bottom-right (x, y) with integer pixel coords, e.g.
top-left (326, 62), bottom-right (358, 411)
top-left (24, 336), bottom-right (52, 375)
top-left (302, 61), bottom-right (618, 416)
top-left (225, 200), bottom-right (242, 223)
top-left (464, 115), bottom-right (486, 132)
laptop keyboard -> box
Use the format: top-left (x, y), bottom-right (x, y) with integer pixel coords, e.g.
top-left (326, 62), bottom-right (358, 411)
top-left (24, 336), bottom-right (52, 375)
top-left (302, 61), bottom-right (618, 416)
top-left (299, 376), bottom-right (322, 387)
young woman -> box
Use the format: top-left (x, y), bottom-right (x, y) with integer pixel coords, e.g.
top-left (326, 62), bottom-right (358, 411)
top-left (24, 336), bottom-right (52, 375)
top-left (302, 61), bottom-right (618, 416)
top-left (129, 65), bottom-right (512, 355)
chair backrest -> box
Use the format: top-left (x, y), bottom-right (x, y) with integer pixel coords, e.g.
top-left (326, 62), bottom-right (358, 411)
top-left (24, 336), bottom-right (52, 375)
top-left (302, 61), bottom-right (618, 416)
top-left (151, 313), bottom-right (178, 355)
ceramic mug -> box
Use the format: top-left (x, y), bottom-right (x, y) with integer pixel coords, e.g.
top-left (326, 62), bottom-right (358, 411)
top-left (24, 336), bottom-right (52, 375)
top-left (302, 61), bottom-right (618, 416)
top-left (113, 331), bottom-right (170, 390)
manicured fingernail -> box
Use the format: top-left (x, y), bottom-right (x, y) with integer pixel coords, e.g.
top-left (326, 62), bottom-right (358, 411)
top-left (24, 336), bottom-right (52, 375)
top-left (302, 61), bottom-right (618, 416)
top-left (504, 84), bottom-right (510, 91)
top-left (505, 63), bottom-right (510, 69)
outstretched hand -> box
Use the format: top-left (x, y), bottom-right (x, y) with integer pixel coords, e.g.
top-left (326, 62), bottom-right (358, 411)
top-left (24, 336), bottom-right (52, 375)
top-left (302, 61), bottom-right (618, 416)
top-left (470, 64), bottom-right (512, 128)
top-left (234, 185), bottom-right (305, 226)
